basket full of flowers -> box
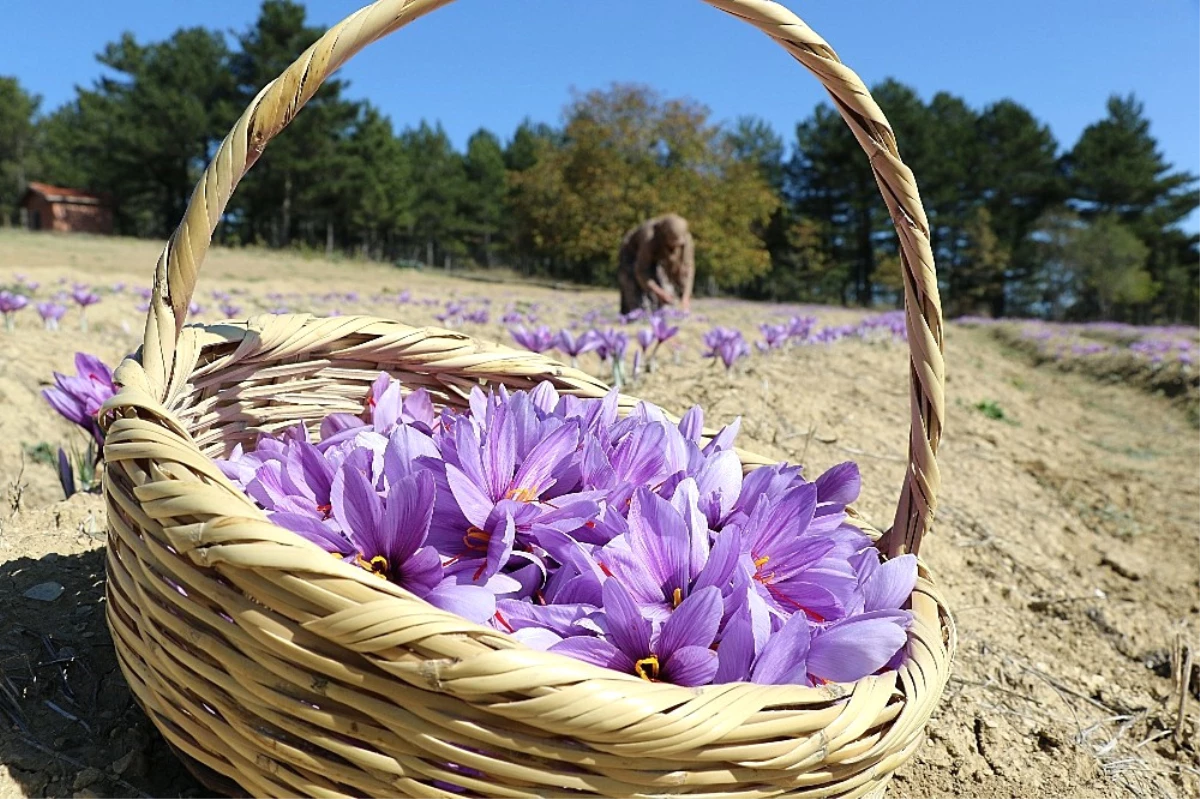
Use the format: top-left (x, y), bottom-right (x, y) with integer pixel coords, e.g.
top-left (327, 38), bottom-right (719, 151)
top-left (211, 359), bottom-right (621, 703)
top-left (99, 0), bottom-right (954, 796)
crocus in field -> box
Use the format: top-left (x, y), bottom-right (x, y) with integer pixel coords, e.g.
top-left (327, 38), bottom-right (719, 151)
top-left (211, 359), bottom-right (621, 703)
top-left (37, 302), bottom-right (67, 330)
top-left (509, 325), bottom-right (556, 353)
top-left (42, 353), bottom-right (116, 447)
top-left (555, 329), bottom-right (598, 369)
top-left (72, 288), bottom-right (101, 332)
top-left (0, 291), bottom-right (29, 331)
top-left (703, 327), bottom-right (749, 371)
top-left (757, 323), bottom-right (789, 352)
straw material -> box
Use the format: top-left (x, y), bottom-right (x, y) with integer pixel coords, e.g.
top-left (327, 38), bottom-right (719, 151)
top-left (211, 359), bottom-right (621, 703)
top-left (101, 1), bottom-right (955, 796)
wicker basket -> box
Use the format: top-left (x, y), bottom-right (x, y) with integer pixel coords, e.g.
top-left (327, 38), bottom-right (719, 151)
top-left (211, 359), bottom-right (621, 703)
top-left (100, 1), bottom-right (954, 796)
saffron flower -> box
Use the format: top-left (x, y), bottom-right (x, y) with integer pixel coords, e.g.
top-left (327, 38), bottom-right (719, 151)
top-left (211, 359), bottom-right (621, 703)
top-left (71, 288), bottom-right (101, 332)
top-left (702, 327), bottom-right (750, 371)
top-left (0, 291), bottom-right (29, 331)
top-left (757, 323), bottom-right (789, 352)
top-left (42, 353), bottom-right (116, 447)
top-left (509, 325), bottom-right (556, 353)
top-left (37, 302), bottom-right (67, 330)
top-left (552, 580), bottom-right (723, 686)
top-left (555, 329), bottom-right (598, 368)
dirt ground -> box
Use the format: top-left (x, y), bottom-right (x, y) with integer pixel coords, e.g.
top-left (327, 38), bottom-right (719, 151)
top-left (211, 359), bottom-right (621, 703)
top-left (0, 229), bottom-right (1197, 798)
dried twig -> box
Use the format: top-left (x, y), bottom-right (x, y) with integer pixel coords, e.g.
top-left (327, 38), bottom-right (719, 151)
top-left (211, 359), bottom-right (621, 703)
top-left (1174, 631), bottom-right (1194, 744)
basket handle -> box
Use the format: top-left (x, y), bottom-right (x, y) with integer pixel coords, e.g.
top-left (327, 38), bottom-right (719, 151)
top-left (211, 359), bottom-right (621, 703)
top-left (139, 0), bottom-right (944, 557)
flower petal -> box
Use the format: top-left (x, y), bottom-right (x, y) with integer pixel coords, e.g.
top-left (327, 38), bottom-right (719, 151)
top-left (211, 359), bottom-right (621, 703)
top-left (551, 636), bottom-right (636, 673)
top-left (271, 512), bottom-right (357, 557)
top-left (602, 579), bottom-right (652, 660)
top-left (383, 471), bottom-right (436, 562)
top-left (445, 463), bottom-right (496, 529)
top-left (659, 586), bottom-right (722, 656)
top-left (750, 612), bottom-right (811, 685)
top-left (807, 611), bottom-right (909, 683)
top-left (627, 488), bottom-right (690, 595)
top-left (862, 554), bottom-right (917, 612)
top-left (426, 582), bottom-right (495, 624)
top-left (330, 465), bottom-right (383, 555)
top-left (662, 646), bottom-right (719, 687)
top-left (714, 610), bottom-right (756, 684)
top-left (815, 462), bottom-right (861, 506)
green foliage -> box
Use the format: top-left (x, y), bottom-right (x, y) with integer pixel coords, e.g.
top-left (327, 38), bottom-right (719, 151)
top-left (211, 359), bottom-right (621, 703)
top-left (0, 77), bottom-right (41, 225)
top-left (462, 129), bottom-right (507, 266)
top-left (21, 441), bottom-right (56, 467)
top-left (507, 84), bottom-right (777, 288)
top-left (974, 400), bottom-right (1006, 421)
top-left (1029, 209), bottom-right (1154, 318)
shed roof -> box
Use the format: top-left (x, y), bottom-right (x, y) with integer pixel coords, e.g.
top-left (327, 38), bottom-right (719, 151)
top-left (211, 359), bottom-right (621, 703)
top-left (22, 182), bottom-right (112, 206)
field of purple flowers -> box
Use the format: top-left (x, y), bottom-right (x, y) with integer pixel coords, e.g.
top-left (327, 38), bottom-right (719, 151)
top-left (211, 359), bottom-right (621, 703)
top-left (958, 316), bottom-right (1200, 424)
top-left (0, 230), bottom-right (1196, 799)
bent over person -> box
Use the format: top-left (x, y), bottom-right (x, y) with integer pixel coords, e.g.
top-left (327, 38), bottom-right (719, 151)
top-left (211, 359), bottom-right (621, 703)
top-left (616, 213), bottom-right (695, 315)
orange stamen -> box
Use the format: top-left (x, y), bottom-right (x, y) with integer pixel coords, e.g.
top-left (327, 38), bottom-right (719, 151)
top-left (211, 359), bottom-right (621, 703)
top-left (505, 487), bottom-right (538, 503)
top-left (672, 588), bottom-right (683, 608)
top-left (634, 656), bottom-right (661, 682)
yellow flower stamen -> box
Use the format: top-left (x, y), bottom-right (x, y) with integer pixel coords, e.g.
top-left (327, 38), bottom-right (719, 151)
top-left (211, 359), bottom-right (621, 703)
top-left (505, 487), bottom-right (538, 503)
top-left (754, 555), bottom-right (770, 570)
top-left (355, 554), bottom-right (389, 579)
top-left (672, 587), bottom-right (683, 608)
top-left (464, 526), bottom-right (491, 551)
top-left (634, 655), bottom-right (661, 682)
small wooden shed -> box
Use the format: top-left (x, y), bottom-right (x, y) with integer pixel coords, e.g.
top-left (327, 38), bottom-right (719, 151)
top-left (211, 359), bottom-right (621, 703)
top-left (20, 182), bottom-right (114, 235)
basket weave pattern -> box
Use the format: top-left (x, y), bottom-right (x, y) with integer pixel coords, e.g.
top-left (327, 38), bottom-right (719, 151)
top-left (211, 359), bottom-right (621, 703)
top-left (101, 1), bottom-right (955, 796)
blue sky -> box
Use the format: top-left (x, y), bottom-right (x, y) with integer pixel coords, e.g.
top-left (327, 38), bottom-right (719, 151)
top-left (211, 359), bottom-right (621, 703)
top-left (3, 1), bottom-right (1198, 229)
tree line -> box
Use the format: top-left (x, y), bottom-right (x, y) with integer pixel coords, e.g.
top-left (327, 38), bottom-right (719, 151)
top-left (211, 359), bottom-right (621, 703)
top-left (1, 0), bottom-right (1196, 323)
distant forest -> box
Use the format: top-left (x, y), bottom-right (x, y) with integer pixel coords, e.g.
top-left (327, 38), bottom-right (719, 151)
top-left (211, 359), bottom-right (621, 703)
top-left (1, 1), bottom-right (1197, 323)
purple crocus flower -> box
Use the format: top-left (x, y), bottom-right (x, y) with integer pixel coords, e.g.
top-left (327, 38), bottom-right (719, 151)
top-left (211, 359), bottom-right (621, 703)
top-left (702, 327), bottom-right (750, 371)
top-left (0, 291), bottom-right (29, 330)
top-left (650, 314), bottom-right (679, 344)
top-left (555, 329), bottom-right (599, 368)
top-left (276, 467), bottom-right (494, 623)
top-left (738, 483), bottom-right (865, 624)
top-left (37, 301), bottom-right (67, 330)
top-left (219, 301), bottom-right (242, 318)
top-left (598, 485), bottom-right (740, 621)
top-left (71, 288), bottom-right (101, 332)
top-left (551, 580), bottom-right (723, 686)
top-left (594, 328), bottom-right (629, 385)
top-left (509, 325), bottom-right (556, 353)
top-left (719, 583), bottom-right (910, 686)
top-left (42, 353), bottom-right (116, 447)
top-left (757, 323), bottom-right (789, 352)
top-left (636, 328), bottom-right (654, 359)
top-left (785, 315), bottom-right (816, 343)
top-left (72, 288), bottom-right (100, 307)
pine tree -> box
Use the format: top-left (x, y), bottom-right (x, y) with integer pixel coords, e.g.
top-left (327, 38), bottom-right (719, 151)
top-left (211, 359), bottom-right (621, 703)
top-left (229, 0), bottom-right (360, 248)
top-left (0, 77), bottom-right (41, 225)
top-left (462, 129), bottom-right (507, 266)
top-left (400, 121), bottom-right (468, 267)
top-left (32, 29), bottom-right (235, 236)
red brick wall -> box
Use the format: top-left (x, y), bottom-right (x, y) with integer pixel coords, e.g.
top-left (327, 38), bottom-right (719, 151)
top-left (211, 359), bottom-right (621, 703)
top-left (21, 195), bottom-right (113, 235)
top-left (51, 201), bottom-right (113, 235)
